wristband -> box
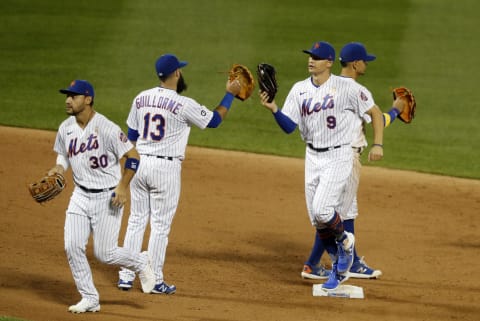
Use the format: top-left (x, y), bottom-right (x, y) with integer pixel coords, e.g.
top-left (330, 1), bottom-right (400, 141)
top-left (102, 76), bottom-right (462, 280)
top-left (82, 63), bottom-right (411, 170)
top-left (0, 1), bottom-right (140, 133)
top-left (372, 144), bottom-right (383, 148)
top-left (125, 157), bottom-right (139, 172)
top-left (219, 92), bottom-right (234, 110)
top-left (383, 107), bottom-right (400, 127)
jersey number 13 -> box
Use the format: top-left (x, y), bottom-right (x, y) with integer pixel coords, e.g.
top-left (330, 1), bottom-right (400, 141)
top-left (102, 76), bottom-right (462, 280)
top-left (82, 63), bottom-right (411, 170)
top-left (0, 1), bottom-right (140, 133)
top-left (142, 113), bottom-right (166, 141)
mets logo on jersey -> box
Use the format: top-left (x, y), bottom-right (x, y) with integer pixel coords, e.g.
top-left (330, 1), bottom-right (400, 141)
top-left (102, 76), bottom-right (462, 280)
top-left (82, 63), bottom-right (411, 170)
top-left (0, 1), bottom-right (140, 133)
top-left (360, 91), bottom-right (369, 101)
top-left (68, 134), bottom-right (99, 157)
top-left (119, 132), bottom-right (128, 143)
top-left (300, 94), bottom-right (334, 116)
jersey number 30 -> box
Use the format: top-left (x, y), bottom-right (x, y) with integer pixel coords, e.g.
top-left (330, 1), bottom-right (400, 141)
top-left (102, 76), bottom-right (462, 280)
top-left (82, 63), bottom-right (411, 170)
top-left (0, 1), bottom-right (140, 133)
top-left (143, 113), bottom-right (166, 141)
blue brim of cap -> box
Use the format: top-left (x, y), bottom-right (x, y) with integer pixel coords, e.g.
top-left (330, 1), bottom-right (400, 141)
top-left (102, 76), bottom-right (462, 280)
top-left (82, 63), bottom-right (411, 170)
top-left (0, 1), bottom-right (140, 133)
top-left (179, 61), bottom-right (188, 68)
top-left (365, 54), bottom-right (376, 61)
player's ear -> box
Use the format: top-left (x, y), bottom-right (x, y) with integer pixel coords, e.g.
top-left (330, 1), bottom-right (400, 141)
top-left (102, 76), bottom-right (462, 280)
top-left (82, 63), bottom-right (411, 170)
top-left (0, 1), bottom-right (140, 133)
top-left (85, 96), bottom-right (93, 105)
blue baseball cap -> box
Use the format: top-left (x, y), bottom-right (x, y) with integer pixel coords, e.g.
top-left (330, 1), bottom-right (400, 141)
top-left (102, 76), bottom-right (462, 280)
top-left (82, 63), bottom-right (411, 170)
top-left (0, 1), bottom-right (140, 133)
top-left (59, 80), bottom-right (95, 97)
top-left (302, 41), bottom-right (335, 61)
top-left (155, 54), bottom-right (188, 77)
top-left (339, 42), bottom-right (376, 62)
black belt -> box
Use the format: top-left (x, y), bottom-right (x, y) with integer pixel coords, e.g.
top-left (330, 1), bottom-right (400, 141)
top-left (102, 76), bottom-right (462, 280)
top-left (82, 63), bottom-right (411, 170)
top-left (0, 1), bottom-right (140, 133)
top-left (78, 184), bottom-right (115, 193)
top-left (307, 143), bottom-right (343, 153)
top-left (143, 154), bottom-right (173, 161)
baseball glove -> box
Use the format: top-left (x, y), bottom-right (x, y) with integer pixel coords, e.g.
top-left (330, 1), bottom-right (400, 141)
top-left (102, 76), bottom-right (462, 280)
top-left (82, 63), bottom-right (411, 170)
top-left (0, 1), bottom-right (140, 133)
top-left (28, 173), bottom-right (66, 203)
top-left (229, 64), bottom-right (255, 101)
top-left (393, 87), bottom-right (416, 123)
top-left (257, 63), bottom-right (278, 103)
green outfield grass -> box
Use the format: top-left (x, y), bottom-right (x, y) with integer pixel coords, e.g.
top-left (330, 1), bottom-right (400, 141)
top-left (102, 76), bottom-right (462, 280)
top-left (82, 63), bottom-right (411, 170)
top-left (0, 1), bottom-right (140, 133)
top-left (0, 0), bottom-right (478, 179)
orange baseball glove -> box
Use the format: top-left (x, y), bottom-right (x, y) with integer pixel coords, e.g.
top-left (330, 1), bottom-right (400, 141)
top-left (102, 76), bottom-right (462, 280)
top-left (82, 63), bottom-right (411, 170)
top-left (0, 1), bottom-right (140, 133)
top-left (393, 87), bottom-right (416, 123)
top-left (229, 64), bottom-right (255, 101)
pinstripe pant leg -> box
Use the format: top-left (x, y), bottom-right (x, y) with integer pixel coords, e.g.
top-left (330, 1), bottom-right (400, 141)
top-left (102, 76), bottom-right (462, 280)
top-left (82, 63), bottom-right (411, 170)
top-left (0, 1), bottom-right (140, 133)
top-left (338, 151), bottom-right (362, 220)
top-left (64, 212), bottom-right (99, 302)
top-left (91, 193), bottom-right (147, 272)
top-left (148, 160), bottom-right (181, 284)
top-left (119, 165), bottom-right (152, 282)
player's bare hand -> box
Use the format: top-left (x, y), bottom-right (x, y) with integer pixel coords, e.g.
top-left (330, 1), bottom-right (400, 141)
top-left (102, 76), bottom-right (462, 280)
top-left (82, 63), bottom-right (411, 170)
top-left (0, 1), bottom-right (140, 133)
top-left (226, 79), bottom-right (241, 96)
top-left (393, 96), bottom-right (407, 113)
top-left (47, 164), bottom-right (65, 176)
top-left (259, 91), bottom-right (278, 112)
top-left (368, 145), bottom-right (384, 162)
top-left (111, 186), bottom-right (127, 208)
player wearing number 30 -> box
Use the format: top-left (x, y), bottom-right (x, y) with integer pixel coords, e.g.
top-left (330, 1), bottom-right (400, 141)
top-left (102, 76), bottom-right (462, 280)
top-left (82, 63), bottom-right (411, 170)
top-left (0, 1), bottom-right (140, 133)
top-left (118, 54), bottom-right (242, 293)
top-left (49, 80), bottom-right (156, 313)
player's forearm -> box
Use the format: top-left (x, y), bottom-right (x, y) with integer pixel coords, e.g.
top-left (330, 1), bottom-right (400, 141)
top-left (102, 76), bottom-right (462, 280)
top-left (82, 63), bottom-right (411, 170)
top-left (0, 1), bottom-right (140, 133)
top-left (118, 168), bottom-right (136, 189)
top-left (273, 110), bottom-right (296, 134)
top-left (120, 148), bottom-right (140, 187)
top-left (370, 106), bottom-right (384, 145)
top-left (207, 92), bottom-right (234, 128)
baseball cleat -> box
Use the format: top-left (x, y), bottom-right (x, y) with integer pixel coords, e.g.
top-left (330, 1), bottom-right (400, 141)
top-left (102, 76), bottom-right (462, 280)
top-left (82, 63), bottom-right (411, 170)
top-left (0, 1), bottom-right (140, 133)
top-left (336, 231), bottom-right (355, 274)
top-left (68, 298), bottom-right (100, 313)
top-left (321, 263), bottom-right (350, 291)
top-left (152, 281), bottom-right (176, 294)
top-left (301, 264), bottom-right (330, 280)
top-left (349, 257), bottom-right (382, 279)
top-left (139, 252), bottom-right (156, 293)
top-left (118, 279), bottom-right (133, 291)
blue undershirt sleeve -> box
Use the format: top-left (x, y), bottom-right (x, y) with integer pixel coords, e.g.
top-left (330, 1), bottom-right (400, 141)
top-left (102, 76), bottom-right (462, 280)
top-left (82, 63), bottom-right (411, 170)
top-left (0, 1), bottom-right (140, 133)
top-left (127, 127), bottom-right (140, 142)
top-left (207, 110), bottom-right (222, 128)
top-left (273, 110), bottom-right (297, 134)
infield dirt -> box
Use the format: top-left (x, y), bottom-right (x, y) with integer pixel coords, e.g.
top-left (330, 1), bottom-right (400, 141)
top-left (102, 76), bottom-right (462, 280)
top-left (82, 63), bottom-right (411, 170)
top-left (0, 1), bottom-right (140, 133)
top-left (1, 126), bottom-right (479, 321)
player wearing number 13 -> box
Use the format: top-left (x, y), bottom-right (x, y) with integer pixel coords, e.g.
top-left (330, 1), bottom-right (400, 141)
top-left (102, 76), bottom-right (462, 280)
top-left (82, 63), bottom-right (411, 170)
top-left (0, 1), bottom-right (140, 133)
top-left (259, 41), bottom-right (385, 290)
top-left (118, 54), bottom-right (242, 293)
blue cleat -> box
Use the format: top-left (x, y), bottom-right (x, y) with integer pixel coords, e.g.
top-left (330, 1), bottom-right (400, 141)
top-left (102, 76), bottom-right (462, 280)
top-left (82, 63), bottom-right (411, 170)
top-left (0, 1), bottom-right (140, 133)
top-left (321, 262), bottom-right (350, 291)
top-left (349, 257), bottom-right (382, 279)
top-left (152, 281), bottom-right (176, 294)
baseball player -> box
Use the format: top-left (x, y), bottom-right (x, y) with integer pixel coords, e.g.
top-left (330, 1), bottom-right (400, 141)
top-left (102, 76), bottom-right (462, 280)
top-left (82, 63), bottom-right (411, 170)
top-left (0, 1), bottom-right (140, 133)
top-left (259, 41), bottom-right (385, 290)
top-left (47, 80), bottom-right (156, 313)
top-left (301, 42), bottom-right (407, 281)
top-left (118, 54), bottom-right (241, 294)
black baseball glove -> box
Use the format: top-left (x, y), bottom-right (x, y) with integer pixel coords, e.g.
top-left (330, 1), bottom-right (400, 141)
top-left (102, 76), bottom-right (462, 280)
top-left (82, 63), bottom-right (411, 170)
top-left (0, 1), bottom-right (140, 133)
top-left (257, 63), bottom-right (278, 103)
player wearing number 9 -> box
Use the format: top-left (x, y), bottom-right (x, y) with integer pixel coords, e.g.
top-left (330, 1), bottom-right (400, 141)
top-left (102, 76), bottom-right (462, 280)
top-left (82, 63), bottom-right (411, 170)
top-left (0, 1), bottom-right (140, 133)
top-left (259, 41), bottom-right (384, 290)
top-left (118, 54), bottom-right (242, 294)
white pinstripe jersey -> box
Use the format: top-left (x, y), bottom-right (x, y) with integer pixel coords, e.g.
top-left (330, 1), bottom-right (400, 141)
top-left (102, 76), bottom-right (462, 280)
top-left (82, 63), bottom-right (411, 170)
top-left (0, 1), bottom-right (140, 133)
top-left (54, 113), bottom-right (133, 189)
top-left (342, 77), bottom-right (375, 148)
top-left (281, 74), bottom-right (373, 148)
top-left (127, 87), bottom-right (213, 160)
